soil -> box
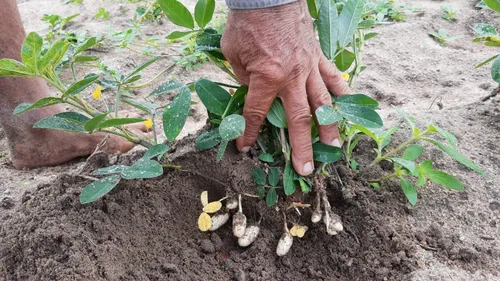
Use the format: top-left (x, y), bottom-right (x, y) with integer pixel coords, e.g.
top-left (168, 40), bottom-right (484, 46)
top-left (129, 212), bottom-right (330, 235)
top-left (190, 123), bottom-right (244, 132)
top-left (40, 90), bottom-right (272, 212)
top-left (1, 0), bottom-right (500, 280)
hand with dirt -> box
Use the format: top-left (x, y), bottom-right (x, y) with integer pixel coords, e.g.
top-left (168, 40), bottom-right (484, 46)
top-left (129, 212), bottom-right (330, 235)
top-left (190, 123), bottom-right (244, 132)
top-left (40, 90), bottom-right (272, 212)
top-left (221, 1), bottom-right (351, 176)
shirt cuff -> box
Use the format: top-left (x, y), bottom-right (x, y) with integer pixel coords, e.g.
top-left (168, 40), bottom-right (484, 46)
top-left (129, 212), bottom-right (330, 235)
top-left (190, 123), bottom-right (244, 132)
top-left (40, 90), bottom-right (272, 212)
top-left (225, 0), bottom-right (298, 9)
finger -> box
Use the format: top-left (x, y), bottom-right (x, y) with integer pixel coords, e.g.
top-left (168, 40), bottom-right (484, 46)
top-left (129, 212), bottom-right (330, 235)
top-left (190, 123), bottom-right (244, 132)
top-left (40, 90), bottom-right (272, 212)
top-left (280, 83), bottom-right (314, 176)
top-left (306, 69), bottom-right (342, 147)
top-left (236, 76), bottom-right (277, 152)
top-left (319, 56), bottom-right (352, 97)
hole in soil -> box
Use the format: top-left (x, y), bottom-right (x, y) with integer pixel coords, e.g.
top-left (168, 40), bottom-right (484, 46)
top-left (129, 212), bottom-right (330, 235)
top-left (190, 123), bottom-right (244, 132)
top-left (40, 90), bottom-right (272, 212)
top-left (0, 146), bottom-right (421, 280)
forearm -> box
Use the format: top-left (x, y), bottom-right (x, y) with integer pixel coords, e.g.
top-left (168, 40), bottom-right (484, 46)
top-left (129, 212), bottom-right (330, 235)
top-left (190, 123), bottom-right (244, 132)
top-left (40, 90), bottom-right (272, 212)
top-left (226, 0), bottom-right (297, 9)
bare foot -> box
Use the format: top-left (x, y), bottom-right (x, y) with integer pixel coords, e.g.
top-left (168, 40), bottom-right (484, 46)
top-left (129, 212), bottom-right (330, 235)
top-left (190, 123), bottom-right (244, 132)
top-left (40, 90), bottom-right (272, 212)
top-left (10, 109), bottom-right (150, 169)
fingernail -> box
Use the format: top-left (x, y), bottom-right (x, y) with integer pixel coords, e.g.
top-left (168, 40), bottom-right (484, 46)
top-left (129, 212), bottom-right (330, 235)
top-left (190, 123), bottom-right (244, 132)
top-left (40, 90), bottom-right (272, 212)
top-left (331, 138), bottom-right (341, 148)
top-left (303, 162), bottom-right (313, 175)
top-left (241, 146), bottom-right (251, 153)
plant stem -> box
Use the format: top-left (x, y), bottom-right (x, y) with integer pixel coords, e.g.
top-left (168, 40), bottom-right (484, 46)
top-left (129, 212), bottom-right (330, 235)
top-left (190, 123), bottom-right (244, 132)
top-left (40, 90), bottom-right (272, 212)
top-left (368, 172), bottom-right (399, 183)
top-left (126, 63), bottom-right (176, 89)
top-left (279, 128), bottom-right (290, 162)
top-left (215, 81), bottom-right (240, 89)
top-left (152, 114), bottom-right (158, 145)
top-left (370, 137), bottom-right (418, 166)
top-left (114, 85), bottom-right (121, 117)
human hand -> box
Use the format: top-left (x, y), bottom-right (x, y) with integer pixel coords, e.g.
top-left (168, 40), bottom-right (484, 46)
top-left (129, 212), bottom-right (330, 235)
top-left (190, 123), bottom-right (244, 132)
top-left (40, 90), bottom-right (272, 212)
top-left (221, 1), bottom-right (351, 176)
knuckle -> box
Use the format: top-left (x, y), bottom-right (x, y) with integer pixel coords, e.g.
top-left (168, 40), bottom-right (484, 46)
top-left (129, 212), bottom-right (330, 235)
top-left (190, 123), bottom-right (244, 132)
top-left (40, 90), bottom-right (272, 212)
top-left (257, 63), bottom-right (286, 85)
top-left (244, 107), bottom-right (267, 127)
top-left (289, 108), bottom-right (311, 125)
top-left (310, 85), bottom-right (330, 106)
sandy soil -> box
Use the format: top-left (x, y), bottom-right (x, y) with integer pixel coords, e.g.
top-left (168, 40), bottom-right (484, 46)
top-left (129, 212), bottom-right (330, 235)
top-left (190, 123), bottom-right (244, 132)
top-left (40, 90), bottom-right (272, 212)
top-left (1, 0), bottom-right (499, 280)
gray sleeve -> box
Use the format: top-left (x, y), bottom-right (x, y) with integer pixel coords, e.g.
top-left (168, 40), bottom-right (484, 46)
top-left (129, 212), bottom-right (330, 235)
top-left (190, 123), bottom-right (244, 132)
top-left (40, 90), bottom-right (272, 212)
top-left (225, 0), bottom-right (297, 9)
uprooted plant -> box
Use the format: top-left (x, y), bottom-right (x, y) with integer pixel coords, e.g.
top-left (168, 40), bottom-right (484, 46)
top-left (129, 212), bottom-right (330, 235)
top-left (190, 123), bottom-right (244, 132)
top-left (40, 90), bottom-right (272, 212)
top-left (163, 0), bottom-right (484, 256)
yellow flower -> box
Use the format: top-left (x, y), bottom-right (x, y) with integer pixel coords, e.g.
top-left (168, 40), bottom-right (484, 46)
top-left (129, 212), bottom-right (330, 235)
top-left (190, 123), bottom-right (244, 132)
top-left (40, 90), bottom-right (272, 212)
top-left (342, 73), bottom-right (350, 82)
top-left (92, 85), bottom-right (102, 100)
top-left (144, 118), bottom-right (153, 130)
top-left (223, 61), bottom-right (230, 67)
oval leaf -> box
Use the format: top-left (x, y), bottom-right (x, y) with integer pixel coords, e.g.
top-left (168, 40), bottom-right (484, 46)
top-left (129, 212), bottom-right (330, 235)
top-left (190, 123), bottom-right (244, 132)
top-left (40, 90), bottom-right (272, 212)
top-left (258, 153), bottom-right (275, 163)
top-left (121, 159), bottom-right (163, 180)
top-left (194, 0), bottom-right (215, 28)
top-left (252, 168), bottom-right (266, 186)
top-left (148, 80), bottom-right (184, 97)
top-left (163, 86), bottom-right (191, 141)
top-left (195, 129), bottom-right (222, 150)
top-left (13, 97), bottom-right (62, 115)
top-left (92, 165), bottom-right (127, 176)
top-left (80, 175), bottom-right (121, 204)
top-left (63, 74), bottom-right (99, 98)
top-left (400, 177), bottom-right (418, 206)
top-left (195, 79), bottom-right (232, 116)
top-left (198, 212), bottom-right (212, 232)
top-left (266, 188), bottom-right (278, 207)
top-left (336, 94), bottom-right (379, 109)
top-left (313, 143), bottom-right (343, 163)
top-left (158, 0), bottom-right (195, 29)
top-left (21, 32), bottom-right (43, 72)
top-left (0, 58), bottom-right (33, 77)
top-left (318, 0), bottom-right (339, 59)
top-left (424, 139), bottom-right (484, 175)
top-left (203, 201), bottom-right (222, 213)
top-left (492, 57), bottom-right (500, 83)
top-left (315, 105), bottom-right (343, 125)
top-left (33, 116), bottom-right (87, 132)
top-left (426, 170), bottom-right (464, 191)
top-left (338, 0), bottom-right (365, 48)
top-left (219, 114), bottom-right (245, 141)
top-left (84, 113), bottom-right (108, 132)
top-left (337, 103), bottom-right (383, 128)
top-left (95, 117), bottom-right (146, 130)
top-left (142, 144), bottom-right (169, 160)
top-left (402, 145), bottom-right (424, 161)
top-left (283, 161), bottom-right (296, 195)
top-left (268, 167), bottom-right (280, 187)
top-left (267, 99), bottom-right (287, 128)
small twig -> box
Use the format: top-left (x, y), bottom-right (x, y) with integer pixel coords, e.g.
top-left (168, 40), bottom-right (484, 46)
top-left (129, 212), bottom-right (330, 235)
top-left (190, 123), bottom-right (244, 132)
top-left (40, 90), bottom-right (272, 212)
top-left (242, 192), bottom-right (259, 198)
top-left (74, 175), bottom-right (100, 181)
top-left (286, 202), bottom-right (311, 210)
top-left (344, 226), bottom-right (360, 244)
top-left (428, 95), bottom-right (443, 109)
top-left (82, 233), bottom-right (98, 247)
top-left (479, 235), bottom-right (495, 241)
top-left (417, 242), bottom-right (439, 251)
top-left (481, 86), bottom-right (500, 102)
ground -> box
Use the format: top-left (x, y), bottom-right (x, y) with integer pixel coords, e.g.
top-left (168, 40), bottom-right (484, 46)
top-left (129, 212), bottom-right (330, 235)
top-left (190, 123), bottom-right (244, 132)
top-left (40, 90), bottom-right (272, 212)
top-left (0, 0), bottom-right (499, 280)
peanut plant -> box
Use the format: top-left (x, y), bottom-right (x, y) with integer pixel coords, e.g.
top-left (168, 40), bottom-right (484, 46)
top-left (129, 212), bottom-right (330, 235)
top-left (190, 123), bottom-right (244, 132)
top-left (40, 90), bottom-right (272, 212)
top-left (473, 0), bottom-right (499, 85)
top-left (0, 31), bottom-right (192, 204)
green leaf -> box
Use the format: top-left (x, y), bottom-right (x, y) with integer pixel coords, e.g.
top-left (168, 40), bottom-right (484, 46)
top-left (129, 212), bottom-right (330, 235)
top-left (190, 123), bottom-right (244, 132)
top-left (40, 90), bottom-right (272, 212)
top-left (369, 182), bottom-right (381, 191)
top-left (392, 158), bottom-right (417, 174)
top-left (39, 39), bottom-right (69, 71)
top-left (256, 185), bottom-right (265, 199)
top-left (54, 112), bottom-right (91, 124)
top-left (429, 125), bottom-right (457, 148)
top-left (315, 105), bottom-right (343, 125)
top-left (195, 128), bottom-right (222, 150)
top-left (268, 167), bottom-right (280, 187)
top-left (306, 0), bottom-right (319, 19)
top-left (84, 113), bottom-right (109, 131)
top-left (121, 99), bottom-right (160, 114)
top-left (63, 74), bottom-right (99, 98)
top-left (142, 144), bottom-right (169, 160)
top-left (121, 159), bottom-right (163, 180)
top-left (252, 167), bottom-right (266, 185)
top-left (476, 55), bottom-right (499, 69)
top-left (158, 0), bottom-right (195, 29)
top-left (426, 170), bottom-right (464, 191)
top-left (393, 107), bottom-right (416, 130)
top-left (400, 177), bottom-right (417, 206)
top-left (33, 116), bottom-right (87, 132)
top-left (334, 49), bottom-right (355, 72)
top-left (364, 32), bottom-right (379, 40)
top-left (0, 58), bottom-right (33, 77)
top-left (484, 0), bottom-right (500, 12)
top-left (402, 145), bottom-right (424, 161)
top-left (166, 30), bottom-right (196, 40)
top-left (13, 97), bottom-right (61, 115)
top-left (299, 178), bottom-right (312, 193)
top-left (163, 86), bottom-right (191, 141)
top-left (95, 117), bottom-right (145, 130)
top-left (216, 140), bottom-right (228, 161)
top-left (283, 161), bottom-right (296, 195)
top-left (419, 160), bottom-right (433, 173)
top-left (350, 124), bottom-right (377, 141)
top-left (424, 139), bottom-right (484, 175)
top-left (219, 114), bottom-right (245, 141)
top-left (313, 143), bottom-right (343, 163)
top-left (195, 79), bottom-right (231, 116)
top-left (473, 23), bottom-right (498, 37)
top-left (125, 57), bottom-right (160, 80)
top-left (338, 0), bottom-right (365, 48)
top-left (80, 175), bottom-right (121, 204)
top-left (266, 188), bottom-right (278, 207)
top-left (335, 94), bottom-right (379, 110)
top-left (259, 153), bottom-right (275, 163)
top-left (194, 0), bottom-right (215, 28)
top-left (74, 37), bottom-right (98, 55)
top-left (318, 0), bottom-right (339, 59)
top-left (92, 165), bottom-right (127, 176)
top-left (21, 32), bottom-right (43, 72)
top-left (224, 86), bottom-right (248, 117)
top-left (337, 104), bottom-right (383, 128)
top-left (148, 80), bottom-right (184, 97)
top-left (73, 55), bottom-right (99, 63)
top-left (492, 57), bottom-right (500, 83)
top-left (267, 99), bottom-right (287, 128)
